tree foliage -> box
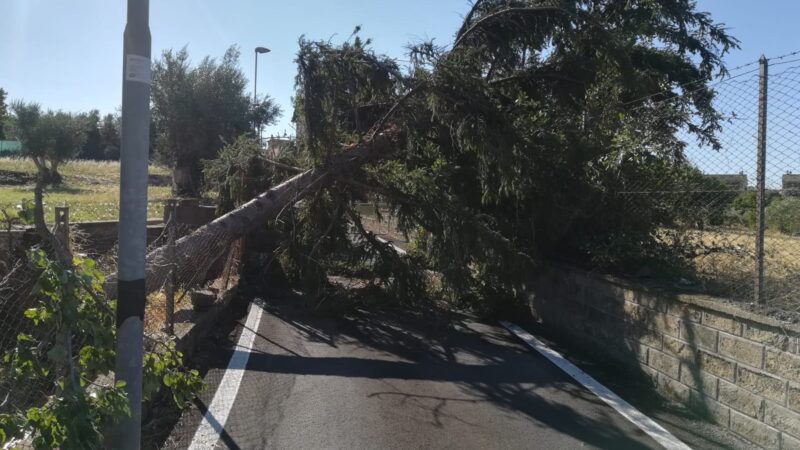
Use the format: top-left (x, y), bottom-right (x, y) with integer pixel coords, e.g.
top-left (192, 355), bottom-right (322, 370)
top-left (98, 113), bottom-right (121, 160)
top-left (77, 110), bottom-right (120, 161)
top-left (273, 0), bottom-right (737, 311)
top-left (151, 46), bottom-right (281, 197)
top-left (0, 88), bottom-right (8, 140)
top-left (202, 136), bottom-right (279, 214)
top-left (766, 196), bottom-right (800, 235)
top-left (11, 102), bottom-right (87, 184)
top-left (0, 252), bottom-right (201, 449)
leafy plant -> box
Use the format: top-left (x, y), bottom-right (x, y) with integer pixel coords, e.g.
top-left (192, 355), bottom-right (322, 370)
top-left (0, 251), bottom-right (202, 449)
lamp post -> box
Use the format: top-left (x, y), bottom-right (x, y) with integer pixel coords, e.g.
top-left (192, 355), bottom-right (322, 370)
top-left (254, 46), bottom-right (270, 146)
top-left (113, 0), bottom-right (151, 448)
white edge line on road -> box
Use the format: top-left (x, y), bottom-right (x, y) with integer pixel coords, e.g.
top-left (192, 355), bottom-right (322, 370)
top-left (189, 301), bottom-right (264, 450)
top-left (499, 321), bottom-right (692, 450)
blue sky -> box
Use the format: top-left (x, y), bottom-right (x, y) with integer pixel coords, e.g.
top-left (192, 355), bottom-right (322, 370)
top-left (1, 0), bottom-right (798, 139)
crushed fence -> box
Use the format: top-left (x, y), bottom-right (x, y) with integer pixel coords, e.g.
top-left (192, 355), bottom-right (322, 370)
top-left (617, 51), bottom-right (800, 314)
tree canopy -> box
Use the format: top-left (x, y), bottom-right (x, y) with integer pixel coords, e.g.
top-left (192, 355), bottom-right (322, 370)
top-left (77, 110), bottom-right (120, 161)
top-left (151, 46), bottom-right (281, 197)
top-left (11, 102), bottom-right (87, 184)
top-left (269, 0), bottom-right (738, 310)
top-left (0, 88), bottom-right (8, 140)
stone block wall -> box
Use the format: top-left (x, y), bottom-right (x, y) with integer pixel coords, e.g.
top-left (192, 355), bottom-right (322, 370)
top-left (531, 264), bottom-right (800, 449)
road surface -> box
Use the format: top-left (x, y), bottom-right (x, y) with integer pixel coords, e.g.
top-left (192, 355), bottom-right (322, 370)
top-left (165, 296), bottom-right (669, 449)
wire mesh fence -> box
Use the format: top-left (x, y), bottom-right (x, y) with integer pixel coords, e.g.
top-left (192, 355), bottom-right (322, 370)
top-left (617, 52), bottom-right (800, 315)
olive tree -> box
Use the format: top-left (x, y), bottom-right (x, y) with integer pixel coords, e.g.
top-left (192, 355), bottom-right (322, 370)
top-left (151, 46), bottom-right (280, 197)
top-left (11, 101), bottom-right (87, 184)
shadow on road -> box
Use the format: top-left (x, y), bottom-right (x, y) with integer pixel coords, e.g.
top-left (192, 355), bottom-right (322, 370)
top-left (224, 295), bottom-right (656, 450)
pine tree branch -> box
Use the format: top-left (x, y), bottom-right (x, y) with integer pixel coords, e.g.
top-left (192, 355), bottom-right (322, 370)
top-left (334, 177), bottom-right (417, 207)
top-left (366, 82), bottom-right (426, 142)
top-left (258, 157), bottom-right (306, 173)
top-left (488, 71), bottom-right (581, 86)
top-left (452, 6), bottom-right (565, 50)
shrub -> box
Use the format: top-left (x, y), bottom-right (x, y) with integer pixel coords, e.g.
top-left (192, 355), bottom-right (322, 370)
top-left (0, 251), bottom-right (202, 449)
top-left (766, 196), bottom-right (800, 235)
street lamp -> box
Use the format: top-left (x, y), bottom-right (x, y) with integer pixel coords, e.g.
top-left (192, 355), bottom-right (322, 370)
top-left (254, 46), bottom-right (270, 146)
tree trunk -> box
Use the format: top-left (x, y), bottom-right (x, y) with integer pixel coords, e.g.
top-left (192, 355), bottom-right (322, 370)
top-left (104, 128), bottom-right (400, 297)
top-left (173, 155), bottom-right (202, 197)
top-left (48, 161), bottom-right (63, 185)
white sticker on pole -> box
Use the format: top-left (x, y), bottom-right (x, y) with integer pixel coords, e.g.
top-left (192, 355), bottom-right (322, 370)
top-left (125, 54), bottom-right (151, 85)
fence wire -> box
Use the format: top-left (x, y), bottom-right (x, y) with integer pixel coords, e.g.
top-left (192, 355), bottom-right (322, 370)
top-left (617, 53), bottom-right (800, 315)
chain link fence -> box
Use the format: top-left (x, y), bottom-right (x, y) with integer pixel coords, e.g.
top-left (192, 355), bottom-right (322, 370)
top-left (617, 51), bottom-right (800, 316)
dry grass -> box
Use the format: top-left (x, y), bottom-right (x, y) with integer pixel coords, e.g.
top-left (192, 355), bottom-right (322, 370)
top-left (144, 290), bottom-right (193, 334)
top-left (691, 229), bottom-right (800, 268)
top-left (0, 157), bottom-right (172, 222)
top-left (668, 228), bottom-right (800, 312)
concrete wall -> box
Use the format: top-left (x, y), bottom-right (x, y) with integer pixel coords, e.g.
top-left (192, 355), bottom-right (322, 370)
top-left (532, 264), bottom-right (800, 449)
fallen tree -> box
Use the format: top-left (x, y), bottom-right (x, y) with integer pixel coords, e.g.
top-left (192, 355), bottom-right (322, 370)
top-left (103, 127), bottom-right (402, 297)
top-left (111, 0), bottom-right (738, 311)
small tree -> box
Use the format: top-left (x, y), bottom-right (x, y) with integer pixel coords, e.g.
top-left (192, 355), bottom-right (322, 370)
top-left (766, 196), bottom-right (800, 235)
top-left (99, 113), bottom-right (120, 160)
top-left (0, 88), bottom-right (8, 140)
top-left (79, 110), bottom-right (104, 160)
top-left (11, 102), bottom-right (87, 184)
top-left (81, 112), bottom-right (121, 160)
top-left (152, 46), bottom-right (281, 197)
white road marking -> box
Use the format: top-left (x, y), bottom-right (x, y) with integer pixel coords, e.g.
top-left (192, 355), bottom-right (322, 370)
top-left (500, 321), bottom-right (692, 450)
top-left (189, 302), bottom-right (264, 449)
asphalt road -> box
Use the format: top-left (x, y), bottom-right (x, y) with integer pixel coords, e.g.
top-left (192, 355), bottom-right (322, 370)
top-left (165, 297), bottom-right (666, 450)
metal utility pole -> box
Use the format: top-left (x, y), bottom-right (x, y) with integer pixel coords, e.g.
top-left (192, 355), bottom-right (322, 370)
top-left (254, 46), bottom-right (270, 146)
top-left (754, 55), bottom-right (768, 304)
top-left (113, 0), bottom-right (151, 447)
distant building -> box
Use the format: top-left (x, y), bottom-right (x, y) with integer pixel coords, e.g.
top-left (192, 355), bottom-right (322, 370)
top-left (783, 172), bottom-right (800, 196)
top-left (704, 172), bottom-right (748, 191)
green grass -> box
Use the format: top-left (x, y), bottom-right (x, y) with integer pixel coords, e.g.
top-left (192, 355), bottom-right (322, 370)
top-left (0, 157), bottom-right (172, 222)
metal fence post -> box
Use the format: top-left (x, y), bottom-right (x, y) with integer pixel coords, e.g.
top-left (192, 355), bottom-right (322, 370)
top-left (54, 206), bottom-right (70, 252)
top-left (165, 208), bottom-right (176, 335)
top-left (755, 55), bottom-right (769, 304)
